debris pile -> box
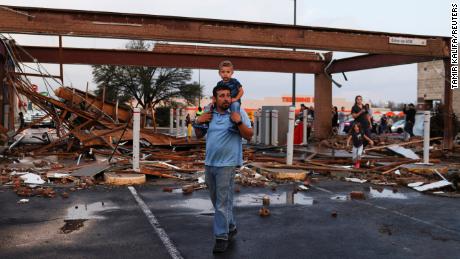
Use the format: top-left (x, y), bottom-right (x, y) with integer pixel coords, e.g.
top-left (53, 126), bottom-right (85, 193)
top-left (2, 126), bottom-right (459, 199)
top-left (243, 134), bottom-right (460, 196)
top-left (0, 40), bottom-right (458, 200)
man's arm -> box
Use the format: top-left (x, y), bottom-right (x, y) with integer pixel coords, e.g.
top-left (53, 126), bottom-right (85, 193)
top-left (231, 112), bottom-right (253, 141)
top-left (194, 112), bottom-right (212, 139)
top-left (237, 122), bottom-right (253, 141)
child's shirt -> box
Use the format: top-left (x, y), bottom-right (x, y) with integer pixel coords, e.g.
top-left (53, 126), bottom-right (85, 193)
top-left (217, 78), bottom-right (242, 103)
top-left (351, 130), bottom-right (364, 148)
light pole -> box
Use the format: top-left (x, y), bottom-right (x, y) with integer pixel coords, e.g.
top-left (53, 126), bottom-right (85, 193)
top-left (198, 69), bottom-right (201, 107)
top-left (292, 0), bottom-right (297, 107)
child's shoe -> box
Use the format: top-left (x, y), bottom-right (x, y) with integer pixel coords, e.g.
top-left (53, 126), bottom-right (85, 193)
top-left (355, 161), bottom-right (361, 168)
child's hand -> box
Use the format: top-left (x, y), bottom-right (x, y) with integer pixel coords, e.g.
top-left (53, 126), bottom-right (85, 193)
top-left (231, 98), bottom-right (238, 103)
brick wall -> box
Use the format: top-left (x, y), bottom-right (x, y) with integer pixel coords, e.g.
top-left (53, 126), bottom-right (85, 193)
top-left (417, 60), bottom-right (460, 116)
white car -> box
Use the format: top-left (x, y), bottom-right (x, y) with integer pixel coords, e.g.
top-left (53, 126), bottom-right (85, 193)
top-left (24, 110), bottom-right (52, 126)
top-left (390, 120), bottom-right (405, 133)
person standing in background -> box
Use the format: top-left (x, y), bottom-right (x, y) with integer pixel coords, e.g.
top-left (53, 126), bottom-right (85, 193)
top-left (338, 106), bottom-right (346, 135)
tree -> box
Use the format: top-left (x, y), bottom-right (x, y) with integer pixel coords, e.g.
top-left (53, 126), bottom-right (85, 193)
top-left (386, 101), bottom-right (396, 111)
top-left (92, 40), bottom-right (203, 110)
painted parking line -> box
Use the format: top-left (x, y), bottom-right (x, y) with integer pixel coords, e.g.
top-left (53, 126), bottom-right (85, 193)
top-left (128, 186), bottom-right (184, 259)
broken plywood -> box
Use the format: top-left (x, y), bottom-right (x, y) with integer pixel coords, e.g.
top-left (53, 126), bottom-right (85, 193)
top-left (386, 145), bottom-right (420, 160)
top-left (71, 164), bottom-right (111, 177)
top-left (250, 162), bottom-right (307, 181)
top-left (412, 180), bottom-right (452, 192)
top-left (55, 87), bottom-right (132, 122)
top-left (400, 164), bottom-right (449, 176)
top-left (104, 172), bottom-right (146, 185)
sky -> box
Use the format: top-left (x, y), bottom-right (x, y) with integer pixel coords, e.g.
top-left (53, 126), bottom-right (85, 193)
top-left (0, 0), bottom-right (453, 104)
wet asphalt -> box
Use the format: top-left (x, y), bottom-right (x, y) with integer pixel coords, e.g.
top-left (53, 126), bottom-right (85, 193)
top-left (1, 179), bottom-right (460, 259)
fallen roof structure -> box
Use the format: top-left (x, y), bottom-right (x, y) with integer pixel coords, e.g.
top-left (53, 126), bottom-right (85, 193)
top-left (0, 5), bottom-right (449, 56)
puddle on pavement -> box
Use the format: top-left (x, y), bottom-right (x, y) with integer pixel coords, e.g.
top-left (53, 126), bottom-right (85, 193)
top-left (61, 201), bottom-right (119, 233)
top-left (60, 201), bottom-right (119, 234)
top-left (172, 188), bottom-right (183, 194)
top-left (330, 195), bottom-right (349, 201)
top-left (65, 201), bottom-right (119, 220)
top-left (368, 187), bottom-right (408, 199)
top-left (170, 198), bottom-right (214, 214)
top-left (330, 188), bottom-right (410, 201)
top-left (61, 219), bottom-right (87, 234)
top-left (169, 191), bottom-right (315, 215)
top-left (378, 224), bottom-right (393, 236)
top-left (235, 191), bottom-right (315, 206)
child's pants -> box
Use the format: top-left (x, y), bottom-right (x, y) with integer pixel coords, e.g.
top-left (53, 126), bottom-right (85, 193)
top-left (230, 101), bottom-right (240, 113)
top-left (352, 145), bottom-right (363, 162)
top-left (338, 122), bottom-right (345, 135)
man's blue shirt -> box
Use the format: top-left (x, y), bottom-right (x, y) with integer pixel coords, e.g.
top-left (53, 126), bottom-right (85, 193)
top-left (204, 107), bottom-right (251, 167)
top-left (217, 78), bottom-right (242, 102)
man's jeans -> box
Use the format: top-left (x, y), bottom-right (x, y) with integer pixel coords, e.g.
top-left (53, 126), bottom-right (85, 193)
top-left (404, 121), bottom-right (414, 137)
top-left (338, 122), bottom-right (345, 135)
top-left (205, 166), bottom-right (236, 240)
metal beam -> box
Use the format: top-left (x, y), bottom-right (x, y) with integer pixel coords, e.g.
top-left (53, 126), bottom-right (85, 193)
top-left (328, 54), bottom-right (441, 73)
top-left (0, 5), bottom-right (449, 57)
top-left (0, 41), bottom-right (6, 130)
top-left (13, 72), bottom-right (61, 79)
top-left (15, 45), bottom-right (328, 74)
top-left (0, 42), bottom-right (5, 80)
top-left (153, 44), bottom-right (325, 61)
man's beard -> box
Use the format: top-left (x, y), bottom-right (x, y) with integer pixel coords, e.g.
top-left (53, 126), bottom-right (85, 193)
top-left (219, 102), bottom-right (230, 110)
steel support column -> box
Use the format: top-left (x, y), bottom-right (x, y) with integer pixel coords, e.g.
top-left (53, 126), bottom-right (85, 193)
top-left (443, 58), bottom-right (453, 151)
top-left (58, 35), bottom-right (64, 85)
top-left (313, 72), bottom-right (332, 139)
top-left (0, 41), bottom-right (5, 130)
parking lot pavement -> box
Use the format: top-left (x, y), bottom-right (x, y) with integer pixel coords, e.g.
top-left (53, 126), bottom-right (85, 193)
top-left (1, 179), bottom-right (460, 259)
top-left (0, 186), bottom-right (171, 259)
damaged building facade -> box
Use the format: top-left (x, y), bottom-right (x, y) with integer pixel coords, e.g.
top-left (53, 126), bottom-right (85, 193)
top-left (418, 60), bottom-right (460, 116)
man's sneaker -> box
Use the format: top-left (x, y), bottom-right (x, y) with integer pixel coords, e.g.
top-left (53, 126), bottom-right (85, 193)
top-left (213, 238), bottom-right (229, 253)
top-left (229, 228), bottom-right (238, 240)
